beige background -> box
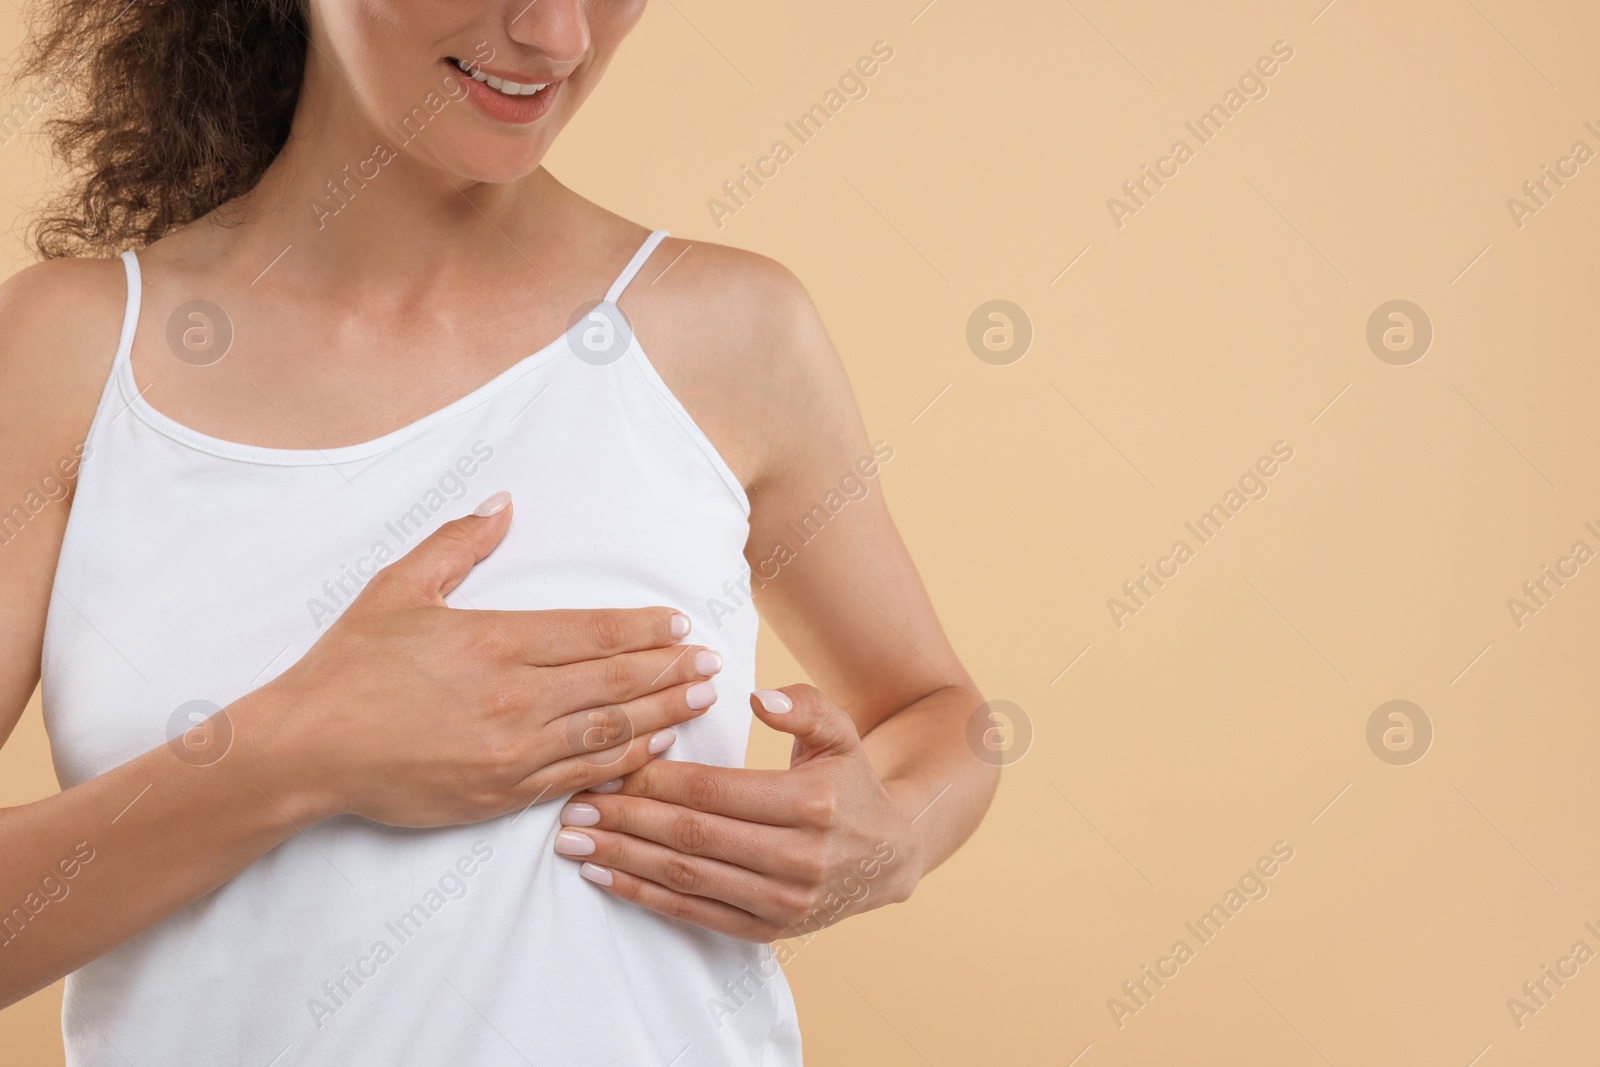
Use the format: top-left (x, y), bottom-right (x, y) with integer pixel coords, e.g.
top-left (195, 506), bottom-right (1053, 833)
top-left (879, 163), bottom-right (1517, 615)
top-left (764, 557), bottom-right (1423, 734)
top-left (5, 0), bottom-right (1600, 1063)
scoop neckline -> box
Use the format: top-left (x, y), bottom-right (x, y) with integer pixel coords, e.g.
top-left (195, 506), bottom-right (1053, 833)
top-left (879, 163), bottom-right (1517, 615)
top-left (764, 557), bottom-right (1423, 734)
top-left (115, 326), bottom-right (575, 467)
top-left (112, 252), bottom-right (611, 470)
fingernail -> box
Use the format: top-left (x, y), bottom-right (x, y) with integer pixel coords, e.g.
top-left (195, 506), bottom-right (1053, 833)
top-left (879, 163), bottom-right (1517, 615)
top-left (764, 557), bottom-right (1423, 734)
top-left (686, 682), bottom-right (717, 710)
top-left (694, 649), bottom-right (723, 676)
top-left (474, 491), bottom-right (511, 516)
top-left (648, 728), bottom-right (677, 755)
top-left (580, 862), bottom-right (614, 886)
top-left (670, 613), bottom-right (692, 638)
top-left (590, 778), bottom-right (623, 794)
top-left (554, 829), bottom-right (595, 856)
top-left (754, 689), bottom-right (792, 714)
top-left (560, 802), bottom-right (600, 827)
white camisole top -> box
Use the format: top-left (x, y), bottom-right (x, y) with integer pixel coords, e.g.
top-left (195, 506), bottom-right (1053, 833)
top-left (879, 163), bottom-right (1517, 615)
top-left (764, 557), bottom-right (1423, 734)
top-left (39, 230), bottom-right (803, 1065)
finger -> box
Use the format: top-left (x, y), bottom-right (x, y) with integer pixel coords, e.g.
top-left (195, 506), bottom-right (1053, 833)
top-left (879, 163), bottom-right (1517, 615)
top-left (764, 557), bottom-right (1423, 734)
top-left (556, 826), bottom-right (797, 925)
top-left (543, 642), bottom-right (722, 707)
top-left (371, 491), bottom-right (515, 603)
top-left (620, 759), bottom-right (808, 827)
top-left (751, 685), bottom-right (862, 766)
top-left (515, 722), bottom-right (680, 803)
top-left (546, 678), bottom-right (719, 769)
top-left (576, 865), bottom-right (774, 942)
top-left (561, 793), bottom-right (797, 875)
top-left (475, 606), bottom-right (695, 667)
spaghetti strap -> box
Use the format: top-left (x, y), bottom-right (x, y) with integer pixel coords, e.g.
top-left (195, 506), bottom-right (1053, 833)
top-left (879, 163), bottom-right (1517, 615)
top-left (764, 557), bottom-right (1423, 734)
top-left (114, 250), bottom-right (142, 371)
top-left (604, 229), bottom-right (670, 304)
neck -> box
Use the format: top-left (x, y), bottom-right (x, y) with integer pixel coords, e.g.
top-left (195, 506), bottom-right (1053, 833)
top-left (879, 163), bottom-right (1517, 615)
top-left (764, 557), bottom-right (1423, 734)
top-left (218, 53), bottom-right (561, 292)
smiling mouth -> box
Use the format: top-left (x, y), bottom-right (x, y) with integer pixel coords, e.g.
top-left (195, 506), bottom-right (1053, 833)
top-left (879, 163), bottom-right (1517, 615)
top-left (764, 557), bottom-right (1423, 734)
top-left (446, 56), bottom-right (551, 97)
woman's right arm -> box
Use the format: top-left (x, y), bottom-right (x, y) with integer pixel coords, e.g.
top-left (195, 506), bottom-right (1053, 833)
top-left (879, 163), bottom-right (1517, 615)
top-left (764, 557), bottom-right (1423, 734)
top-left (0, 262), bottom-right (719, 1007)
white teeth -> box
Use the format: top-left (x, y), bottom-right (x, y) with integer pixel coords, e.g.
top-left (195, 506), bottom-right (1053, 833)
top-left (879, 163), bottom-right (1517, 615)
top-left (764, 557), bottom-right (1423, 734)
top-left (451, 58), bottom-right (547, 97)
top-left (492, 76), bottom-right (549, 96)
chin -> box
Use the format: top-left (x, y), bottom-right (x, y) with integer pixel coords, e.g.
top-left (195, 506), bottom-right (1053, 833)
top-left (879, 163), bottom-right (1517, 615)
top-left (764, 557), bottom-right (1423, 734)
top-left (453, 154), bottom-right (548, 185)
top-left (429, 136), bottom-right (550, 185)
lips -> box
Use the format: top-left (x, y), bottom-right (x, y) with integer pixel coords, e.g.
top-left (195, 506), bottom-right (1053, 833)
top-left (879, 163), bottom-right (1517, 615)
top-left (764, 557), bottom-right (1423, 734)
top-left (444, 56), bottom-right (564, 126)
top-left (448, 56), bottom-right (551, 98)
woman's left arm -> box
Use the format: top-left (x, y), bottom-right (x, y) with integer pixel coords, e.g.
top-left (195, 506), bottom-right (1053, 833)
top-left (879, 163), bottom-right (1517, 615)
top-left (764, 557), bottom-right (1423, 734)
top-left (552, 253), bottom-right (999, 940)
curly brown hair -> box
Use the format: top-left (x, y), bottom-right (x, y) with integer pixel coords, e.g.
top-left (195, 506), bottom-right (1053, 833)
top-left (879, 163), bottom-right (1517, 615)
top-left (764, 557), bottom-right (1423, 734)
top-left (13, 0), bottom-right (308, 259)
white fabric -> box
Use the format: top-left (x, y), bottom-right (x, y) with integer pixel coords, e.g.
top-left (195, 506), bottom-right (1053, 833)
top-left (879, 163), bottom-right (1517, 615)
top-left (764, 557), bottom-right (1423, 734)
top-left (41, 230), bottom-right (802, 1066)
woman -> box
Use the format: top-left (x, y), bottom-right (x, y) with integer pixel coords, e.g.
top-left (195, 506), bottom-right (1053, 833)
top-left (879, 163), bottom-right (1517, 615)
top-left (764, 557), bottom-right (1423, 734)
top-left (0, 1), bottom-right (996, 1063)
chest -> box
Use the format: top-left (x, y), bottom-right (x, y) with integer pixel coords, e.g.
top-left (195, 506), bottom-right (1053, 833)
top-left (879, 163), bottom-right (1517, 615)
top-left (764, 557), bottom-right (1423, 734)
top-left (41, 360), bottom-right (756, 788)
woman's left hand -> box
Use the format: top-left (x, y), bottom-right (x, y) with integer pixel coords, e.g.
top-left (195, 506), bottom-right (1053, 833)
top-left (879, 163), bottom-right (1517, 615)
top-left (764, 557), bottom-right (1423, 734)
top-left (552, 684), bottom-right (924, 941)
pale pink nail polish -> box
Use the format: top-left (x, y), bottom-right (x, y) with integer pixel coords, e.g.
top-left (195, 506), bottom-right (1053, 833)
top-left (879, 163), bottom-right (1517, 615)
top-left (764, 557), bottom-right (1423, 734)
top-left (561, 802), bottom-right (601, 827)
top-left (686, 681), bottom-right (717, 710)
top-left (474, 491), bottom-right (511, 516)
top-left (648, 728), bottom-right (676, 755)
top-left (695, 649), bottom-right (723, 676)
top-left (753, 689), bottom-right (792, 714)
top-left (670, 613), bottom-right (692, 638)
top-left (554, 829), bottom-right (595, 857)
top-left (580, 862), bottom-right (614, 886)
top-left (590, 778), bottom-right (624, 794)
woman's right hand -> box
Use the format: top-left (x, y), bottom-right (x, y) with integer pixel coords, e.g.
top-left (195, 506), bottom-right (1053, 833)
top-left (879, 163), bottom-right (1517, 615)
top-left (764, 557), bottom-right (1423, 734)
top-left (242, 491), bottom-right (720, 828)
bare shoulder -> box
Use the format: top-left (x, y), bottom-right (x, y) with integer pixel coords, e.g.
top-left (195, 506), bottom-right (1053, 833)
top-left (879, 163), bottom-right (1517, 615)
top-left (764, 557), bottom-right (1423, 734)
top-left (622, 236), bottom-right (865, 492)
top-left (0, 256), bottom-right (128, 477)
top-left (0, 255), bottom-right (126, 699)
